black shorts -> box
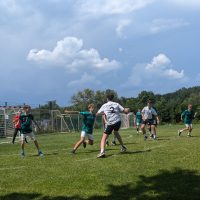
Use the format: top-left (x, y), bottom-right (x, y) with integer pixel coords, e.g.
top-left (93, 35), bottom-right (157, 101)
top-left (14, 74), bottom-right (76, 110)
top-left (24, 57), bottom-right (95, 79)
top-left (142, 119), bottom-right (157, 126)
top-left (104, 121), bottom-right (121, 135)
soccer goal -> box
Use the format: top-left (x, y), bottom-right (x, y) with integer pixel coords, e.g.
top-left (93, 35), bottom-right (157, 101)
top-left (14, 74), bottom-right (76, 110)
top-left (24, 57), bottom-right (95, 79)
top-left (51, 110), bottom-right (79, 132)
top-left (120, 113), bottom-right (134, 129)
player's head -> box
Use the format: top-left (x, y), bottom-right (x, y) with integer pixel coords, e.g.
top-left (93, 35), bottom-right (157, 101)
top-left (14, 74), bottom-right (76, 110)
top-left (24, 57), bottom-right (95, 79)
top-left (147, 99), bottom-right (153, 107)
top-left (88, 103), bottom-right (95, 112)
top-left (106, 93), bottom-right (114, 101)
top-left (188, 104), bottom-right (192, 110)
top-left (23, 105), bottom-right (31, 112)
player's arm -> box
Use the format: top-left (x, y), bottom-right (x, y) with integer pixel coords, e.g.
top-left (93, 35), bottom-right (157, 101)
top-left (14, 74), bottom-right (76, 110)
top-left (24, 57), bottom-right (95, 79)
top-left (32, 119), bottom-right (41, 131)
top-left (123, 108), bottom-right (130, 114)
top-left (64, 110), bottom-right (79, 114)
top-left (194, 112), bottom-right (198, 118)
top-left (180, 111), bottom-right (185, 121)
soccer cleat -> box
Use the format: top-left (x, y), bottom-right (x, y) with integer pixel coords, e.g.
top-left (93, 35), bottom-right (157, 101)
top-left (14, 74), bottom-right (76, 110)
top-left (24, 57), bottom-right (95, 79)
top-left (178, 130), bottom-right (181, 136)
top-left (21, 152), bottom-right (25, 158)
top-left (83, 141), bottom-right (87, 148)
top-left (111, 141), bottom-right (117, 146)
top-left (38, 151), bottom-right (44, 157)
top-left (121, 145), bottom-right (127, 152)
top-left (25, 138), bottom-right (28, 143)
top-left (187, 133), bottom-right (192, 137)
top-left (97, 152), bottom-right (105, 158)
top-left (70, 149), bottom-right (76, 154)
top-left (144, 135), bottom-right (148, 140)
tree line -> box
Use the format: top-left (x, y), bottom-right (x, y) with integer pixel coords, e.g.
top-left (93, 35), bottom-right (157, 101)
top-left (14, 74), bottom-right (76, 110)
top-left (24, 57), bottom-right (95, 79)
top-left (38, 86), bottom-right (200, 123)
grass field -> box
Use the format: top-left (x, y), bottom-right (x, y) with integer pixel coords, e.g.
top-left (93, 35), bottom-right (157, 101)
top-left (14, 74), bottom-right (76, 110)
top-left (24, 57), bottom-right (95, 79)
top-left (0, 125), bottom-right (200, 200)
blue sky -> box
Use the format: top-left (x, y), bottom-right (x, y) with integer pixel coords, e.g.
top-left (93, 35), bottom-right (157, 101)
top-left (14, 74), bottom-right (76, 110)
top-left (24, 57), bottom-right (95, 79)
top-left (0, 0), bottom-right (200, 106)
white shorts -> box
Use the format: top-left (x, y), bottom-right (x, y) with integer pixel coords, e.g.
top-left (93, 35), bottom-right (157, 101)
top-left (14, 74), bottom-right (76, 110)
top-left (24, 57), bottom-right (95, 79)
top-left (21, 132), bottom-right (36, 141)
top-left (185, 124), bottom-right (192, 128)
top-left (81, 131), bottom-right (94, 141)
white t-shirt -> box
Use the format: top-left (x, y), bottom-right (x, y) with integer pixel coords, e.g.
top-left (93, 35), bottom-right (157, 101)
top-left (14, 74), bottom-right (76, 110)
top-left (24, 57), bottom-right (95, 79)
top-left (97, 101), bottom-right (124, 125)
top-left (142, 106), bottom-right (157, 120)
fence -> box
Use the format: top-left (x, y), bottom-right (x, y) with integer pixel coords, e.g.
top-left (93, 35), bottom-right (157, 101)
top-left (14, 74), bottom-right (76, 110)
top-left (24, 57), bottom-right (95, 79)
top-left (0, 108), bottom-right (134, 137)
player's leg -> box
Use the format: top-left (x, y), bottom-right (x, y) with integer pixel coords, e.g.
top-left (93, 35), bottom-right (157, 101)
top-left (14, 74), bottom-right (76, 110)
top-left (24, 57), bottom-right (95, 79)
top-left (87, 134), bottom-right (94, 145)
top-left (150, 124), bottom-right (157, 140)
top-left (178, 124), bottom-right (189, 136)
top-left (187, 124), bottom-right (192, 137)
top-left (12, 128), bottom-right (18, 144)
top-left (20, 134), bottom-right (26, 157)
top-left (141, 122), bottom-right (147, 140)
top-left (97, 133), bottom-right (109, 158)
top-left (111, 137), bottom-right (117, 145)
top-left (113, 131), bottom-right (126, 152)
top-left (29, 132), bottom-right (43, 156)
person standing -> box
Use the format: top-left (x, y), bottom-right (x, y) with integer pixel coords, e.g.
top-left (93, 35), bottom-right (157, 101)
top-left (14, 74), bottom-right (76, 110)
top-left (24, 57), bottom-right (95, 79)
top-left (19, 105), bottom-right (43, 158)
top-left (134, 109), bottom-right (142, 134)
top-left (141, 100), bottom-right (159, 140)
top-left (97, 92), bottom-right (129, 158)
top-left (178, 104), bottom-right (197, 137)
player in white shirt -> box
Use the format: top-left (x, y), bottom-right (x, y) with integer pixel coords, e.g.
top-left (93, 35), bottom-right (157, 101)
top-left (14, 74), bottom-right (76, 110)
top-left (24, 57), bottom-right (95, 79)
top-left (141, 99), bottom-right (159, 140)
top-left (96, 92), bottom-right (129, 158)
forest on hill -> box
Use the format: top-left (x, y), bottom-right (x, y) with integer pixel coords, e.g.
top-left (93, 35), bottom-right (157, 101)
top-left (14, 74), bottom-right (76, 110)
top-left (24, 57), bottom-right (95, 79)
top-left (41, 86), bottom-right (200, 123)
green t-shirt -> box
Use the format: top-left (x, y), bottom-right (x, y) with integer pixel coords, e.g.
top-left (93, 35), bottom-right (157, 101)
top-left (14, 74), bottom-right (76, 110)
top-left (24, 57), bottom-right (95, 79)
top-left (136, 112), bottom-right (142, 123)
top-left (20, 113), bottom-right (34, 134)
top-left (181, 110), bottom-right (194, 124)
top-left (80, 111), bottom-right (96, 134)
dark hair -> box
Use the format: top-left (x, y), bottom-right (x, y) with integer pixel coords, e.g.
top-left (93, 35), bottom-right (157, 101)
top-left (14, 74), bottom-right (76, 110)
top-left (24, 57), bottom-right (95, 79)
top-left (147, 99), bottom-right (153, 104)
top-left (23, 105), bottom-right (30, 109)
top-left (106, 93), bottom-right (114, 101)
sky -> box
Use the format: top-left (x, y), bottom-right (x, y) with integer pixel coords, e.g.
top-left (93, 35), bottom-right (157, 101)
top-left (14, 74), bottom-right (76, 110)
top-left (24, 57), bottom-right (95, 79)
top-left (0, 0), bottom-right (200, 107)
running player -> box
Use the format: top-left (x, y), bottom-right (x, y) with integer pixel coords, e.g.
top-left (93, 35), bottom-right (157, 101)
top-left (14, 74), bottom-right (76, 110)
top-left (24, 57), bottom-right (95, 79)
top-left (96, 92), bottom-right (129, 158)
top-left (134, 109), bottom-right (142, 134)
top-left (178, 104), bottom-right (197, 137)
top-left (19, 105), bottom-right (43, 158)
top-left (66, 104), bottom-right (96, 154)
top-left (141, 99), bottom-right (159, 140)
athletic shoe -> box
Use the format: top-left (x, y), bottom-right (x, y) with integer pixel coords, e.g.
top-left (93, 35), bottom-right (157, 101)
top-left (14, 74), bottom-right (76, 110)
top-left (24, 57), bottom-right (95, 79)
top-left (83, 141), bottom-right (87, 148)
top-left (144, 135), bottom-right (148, 140)
top-left (25, 138), bottom-right (28, 143)
top-left (106, 140), bottom-right (109, 147)
top-left (121, 145), bottom-right (127, 152)
top-left (70, 149), bottom-right (76, 154)
top-left (111, 141), bottom-right (116, 146)
top-left (178, 130), bottom-right (181, 136)
top-left (38, 151), bottom-right (44, 157)
top-left (21, 152), bottom-right (25, 158)
top-left (187, 133), bottom-right (192, 137)
top-left (97, 152), bottom-right (105, 158)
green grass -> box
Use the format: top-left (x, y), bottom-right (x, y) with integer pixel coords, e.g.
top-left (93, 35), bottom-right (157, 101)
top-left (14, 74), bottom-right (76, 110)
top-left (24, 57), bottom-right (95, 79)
top-left (0, 125), bottom-right (200, 200)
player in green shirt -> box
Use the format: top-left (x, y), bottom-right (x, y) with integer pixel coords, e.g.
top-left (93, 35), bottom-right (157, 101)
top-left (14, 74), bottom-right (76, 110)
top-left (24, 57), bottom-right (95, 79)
top-left (65, 104), bottom-right (96, 154)
top-left (19, 105), bottom-right (43, 158)
top-left (178, 104), bottom-right (197, 137)
top-left (134, 109), bottom-right (142, 134)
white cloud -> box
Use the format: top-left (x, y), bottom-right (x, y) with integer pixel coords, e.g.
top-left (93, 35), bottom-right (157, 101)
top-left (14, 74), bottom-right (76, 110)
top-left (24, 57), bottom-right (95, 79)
top-left (150, 19), bottom-right (190, 34)
top-left (78, 0), bottom-right (154, 16)
top-left (123, 53), bottom-right (185, 88)
top-left (27, 37), bottom-right (120, 72)
top-left (169, 0), bottom-right (200, 8)
top-left (116, 19), bottom-right (131, 38)
top-left (145, 54), bottom-right (184, 79)
top-left (146, 53), bottom-right (171, 70)
top-left (67, 72), bottom-right (101, 87)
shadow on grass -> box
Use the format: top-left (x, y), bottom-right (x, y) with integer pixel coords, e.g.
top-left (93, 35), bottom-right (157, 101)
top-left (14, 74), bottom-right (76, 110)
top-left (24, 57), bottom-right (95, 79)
top-left (1, 168), bottom-right (200, 200)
